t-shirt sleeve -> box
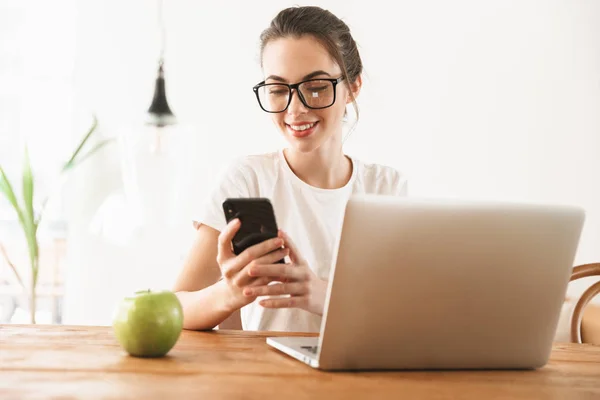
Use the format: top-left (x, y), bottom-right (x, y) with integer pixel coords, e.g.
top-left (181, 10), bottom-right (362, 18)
top-left (376, 166), bottom-right (408, 197)
top-left (194, 159), bottom-right (253, 232)
top-left (392, 170), bottom-right (408, 196)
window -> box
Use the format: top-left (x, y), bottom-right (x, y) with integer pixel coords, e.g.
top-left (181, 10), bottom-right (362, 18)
top-left (0, 0), bottom-right (76, 323)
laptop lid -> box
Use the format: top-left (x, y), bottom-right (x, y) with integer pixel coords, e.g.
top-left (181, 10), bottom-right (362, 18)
top-left (316, 195), bottom-right (585, 370)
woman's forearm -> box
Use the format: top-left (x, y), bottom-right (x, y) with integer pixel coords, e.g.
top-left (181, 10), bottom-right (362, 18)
top-left (175, 280), bottom-right (236, 331)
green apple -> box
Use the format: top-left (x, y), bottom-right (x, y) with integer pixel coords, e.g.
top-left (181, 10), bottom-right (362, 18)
top-left (112, 289), bottom-right (183, 358)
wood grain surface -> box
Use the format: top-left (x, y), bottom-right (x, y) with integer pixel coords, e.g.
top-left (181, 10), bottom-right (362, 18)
top-left (1, 325), bottom-right (600, 399)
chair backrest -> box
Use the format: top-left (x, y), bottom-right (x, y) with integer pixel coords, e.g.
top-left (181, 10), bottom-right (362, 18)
top-left (569, 263), bottom-right (600, 343)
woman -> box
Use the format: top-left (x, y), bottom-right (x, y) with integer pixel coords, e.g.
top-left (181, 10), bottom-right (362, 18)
top-left (173, 6), bottom-right (407, 332)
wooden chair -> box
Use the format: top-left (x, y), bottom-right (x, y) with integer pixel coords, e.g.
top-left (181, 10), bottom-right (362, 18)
top-left (569, 263), bottom-right (600, 343)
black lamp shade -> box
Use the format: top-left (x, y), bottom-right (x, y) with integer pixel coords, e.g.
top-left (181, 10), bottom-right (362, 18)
top-left (146, 61), bottom-right (176, 127)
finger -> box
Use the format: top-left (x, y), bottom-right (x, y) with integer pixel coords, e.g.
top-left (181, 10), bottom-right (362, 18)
top-left (243, 282), bottom-right (308, 297)
top-left (231, 269), bottom-right (257, 288)
top-left (222, 235), bottom-right (283, 279)
top-left (250, 247), bottom-right (289, 267)
top-left (247, 263), bottom-right (306, 281)
top-left (248, 276), bottom-right (279, 287)
top-left (232, 273), bottom-right (271, 290)
top-left (233, 247), bottom-right (289, 285)
top-left (236, 236), bottom-right (284, 268)
top-left (217, 218), bottom-right (241, 265)
top-left (280, 230), bottom-right (307, 264)
top-left (259, 297), bottom-right (304, 309)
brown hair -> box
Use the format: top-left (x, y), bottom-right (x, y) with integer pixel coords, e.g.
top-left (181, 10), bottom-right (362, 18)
top-left (259, 6), bottom-right (363, 122)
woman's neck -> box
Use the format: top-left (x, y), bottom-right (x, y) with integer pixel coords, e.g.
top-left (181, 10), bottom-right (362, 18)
top-left (283, 141), bottom-right (353, 190)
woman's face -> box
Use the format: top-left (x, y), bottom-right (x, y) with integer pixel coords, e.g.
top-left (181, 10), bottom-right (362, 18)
top-left (261, 35), bottom-right (360, 154)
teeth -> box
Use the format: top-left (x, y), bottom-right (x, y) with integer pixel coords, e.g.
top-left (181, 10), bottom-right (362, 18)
top-left (289, 122), bottom-right (316, 131)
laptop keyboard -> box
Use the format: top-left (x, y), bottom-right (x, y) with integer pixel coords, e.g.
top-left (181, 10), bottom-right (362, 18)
top-left (301, 345), bottom-right (319, 354)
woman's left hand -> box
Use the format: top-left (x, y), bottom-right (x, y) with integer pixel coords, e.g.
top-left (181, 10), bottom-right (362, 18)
top-left (242, 230), bottom-right (328, 316)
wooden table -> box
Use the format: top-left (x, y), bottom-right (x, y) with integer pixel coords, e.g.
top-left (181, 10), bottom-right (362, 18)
top-left (2, 325), bottom-right (600, 399)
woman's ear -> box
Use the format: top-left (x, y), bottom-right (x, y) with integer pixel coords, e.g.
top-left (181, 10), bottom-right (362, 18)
top-left (346, 75), bottom-right (363, 104)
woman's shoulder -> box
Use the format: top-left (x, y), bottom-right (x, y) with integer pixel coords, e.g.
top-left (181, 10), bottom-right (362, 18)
top-left (202, 151), bottom-right (281, 202)
top-left (221, 151), bottom-right (280, 176)
top-left (353, 157), bottom-right (405, 181)
top-left (215, 151), bottom-right (281, 193)
top-left (352, 157), bottom-right (408, 196)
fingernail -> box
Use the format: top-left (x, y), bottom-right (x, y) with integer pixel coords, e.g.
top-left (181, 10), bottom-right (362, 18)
top-left (275, 238), bottom-right (283, 246)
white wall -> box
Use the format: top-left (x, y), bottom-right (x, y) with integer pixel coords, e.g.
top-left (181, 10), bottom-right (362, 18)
top-left (60, 0), bottom-right (600, 324)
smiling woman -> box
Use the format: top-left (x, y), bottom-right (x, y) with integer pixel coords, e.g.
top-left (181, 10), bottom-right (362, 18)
top-left (172, 5), bottom-right (407, 333)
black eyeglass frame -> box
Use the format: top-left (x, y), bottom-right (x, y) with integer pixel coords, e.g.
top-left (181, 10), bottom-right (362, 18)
top-left (252, 77), bottom-right (344, 113)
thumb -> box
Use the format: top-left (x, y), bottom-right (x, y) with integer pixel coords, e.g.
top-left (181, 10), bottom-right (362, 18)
top-left (280, 230), bottom-right (306, 265)
top-left (217, 218), bottom-right (241, 263)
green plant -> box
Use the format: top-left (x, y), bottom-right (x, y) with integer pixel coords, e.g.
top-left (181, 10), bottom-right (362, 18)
top-left (0, 116), bottom-right (111, 323)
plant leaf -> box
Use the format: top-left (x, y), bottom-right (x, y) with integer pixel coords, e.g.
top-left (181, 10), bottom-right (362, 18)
top-left (35, 196), bottom-right (49, 226)
top-left (0, 164), bottom-right (37, 279)
top-left (22, 147), bottom-right (36, 228)
top-left (0, 165), bottom-right (27, 229)
top-left (62, 115), bottom-right (98, 172)
top-left (21, 147), bottom-right (39, 275)
top-left (0, 241), bottom-right (25, 290)
top-left (37, 116), bottom-right (106, 227)
top-left (64, 138), bottom-right (114, 171)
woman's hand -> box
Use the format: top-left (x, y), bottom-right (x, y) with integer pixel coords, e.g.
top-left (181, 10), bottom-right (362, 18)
top-left (242, 230), bottom-right (328, 316)
top-left (217, 219), bottom-right (289, 312)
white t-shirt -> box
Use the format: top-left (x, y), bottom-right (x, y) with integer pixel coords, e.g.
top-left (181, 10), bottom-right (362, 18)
top-left (197, 150), bottom-right (408, 332)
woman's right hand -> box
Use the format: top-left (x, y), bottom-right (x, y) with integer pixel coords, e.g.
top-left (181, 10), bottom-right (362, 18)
top-left (216, 218), bottom-right (289, 312)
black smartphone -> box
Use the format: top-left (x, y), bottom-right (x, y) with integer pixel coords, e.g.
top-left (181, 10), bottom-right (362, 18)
top-left (222, 198), bottom-right (284, 263)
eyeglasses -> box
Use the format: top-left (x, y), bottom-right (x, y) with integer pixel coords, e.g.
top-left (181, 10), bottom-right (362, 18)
top-left (252, 77), bottom-right (344, 113)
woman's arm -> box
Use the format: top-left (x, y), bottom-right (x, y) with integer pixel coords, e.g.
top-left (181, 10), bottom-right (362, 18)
top-left (173, 220), bottom-right (288, 330)
top-left (172, 225), bottom-right (241, 330)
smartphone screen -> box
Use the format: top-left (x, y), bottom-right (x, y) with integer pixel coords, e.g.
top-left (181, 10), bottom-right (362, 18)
top-left (222, 198), bottom-right (283, 262)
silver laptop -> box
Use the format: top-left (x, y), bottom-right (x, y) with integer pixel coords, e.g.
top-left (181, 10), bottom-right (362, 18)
top-left (267, 195), bottom-right (585, 371)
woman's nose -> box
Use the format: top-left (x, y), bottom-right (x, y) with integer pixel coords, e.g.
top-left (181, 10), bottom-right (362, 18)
top-left (287, 89), bottom-right (308, 115)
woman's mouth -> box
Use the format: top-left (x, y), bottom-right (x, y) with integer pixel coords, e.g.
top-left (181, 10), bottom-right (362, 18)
top-left (286, 121), bottom-right (319, 138)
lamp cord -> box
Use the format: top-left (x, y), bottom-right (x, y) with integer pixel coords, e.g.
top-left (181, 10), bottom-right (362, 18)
top-left (158, 0), bottom-right (166, 64)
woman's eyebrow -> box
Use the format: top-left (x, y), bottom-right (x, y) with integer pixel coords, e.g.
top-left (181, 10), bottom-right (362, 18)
top-left (265, 70), bottom-right (332, 83)
top-left (302, 70), bottom-right (331, 80)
